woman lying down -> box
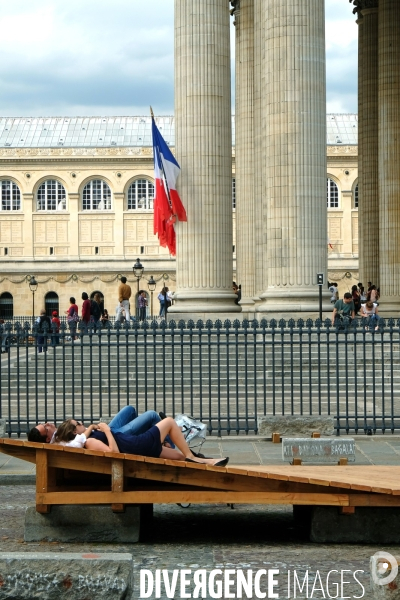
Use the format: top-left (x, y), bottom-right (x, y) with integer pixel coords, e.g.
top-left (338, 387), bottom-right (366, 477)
top-left (52, 417), bottom-right (229, 467)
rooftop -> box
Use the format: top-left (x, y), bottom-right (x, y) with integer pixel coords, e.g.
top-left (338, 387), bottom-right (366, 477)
top-left (0, 114), bottom-right (357, 149)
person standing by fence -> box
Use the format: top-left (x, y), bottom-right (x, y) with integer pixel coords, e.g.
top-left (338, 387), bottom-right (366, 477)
top-left (81, 293), bottom-right (91, 325)
top-left (117, 276), bottom-right (132, 323)
top-left (36, 309), bottom-right (51, 355)
top-left (51, 311), bottom-right (60, 346)
top-left (138, 290), bottom-right (148, 321)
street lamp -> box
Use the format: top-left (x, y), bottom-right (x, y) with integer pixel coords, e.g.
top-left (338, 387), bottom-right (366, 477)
top-left (29, 276), bottom-right (38, 319)
top-left (147, 276), bottom-right (156, 317)
top-left (132, 258), bottom-right (144, 318)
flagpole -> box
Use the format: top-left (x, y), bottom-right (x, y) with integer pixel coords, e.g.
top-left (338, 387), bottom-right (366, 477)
top-left (150, 106), bottom-right (154, 119)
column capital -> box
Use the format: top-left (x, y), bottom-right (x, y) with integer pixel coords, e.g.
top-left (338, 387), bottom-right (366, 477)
top-left (350, 0), bottom-right (378, 16)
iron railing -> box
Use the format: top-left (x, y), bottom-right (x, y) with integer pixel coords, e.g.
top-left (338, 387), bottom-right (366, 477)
top-left (1, 317), bottom-right (399, 437)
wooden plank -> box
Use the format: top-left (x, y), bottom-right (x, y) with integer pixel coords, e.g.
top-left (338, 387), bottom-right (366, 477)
top-left (36, 491), bottom-right (351, 506)
top-left (47, 453), bottom-right (112, 475)
top-left (111, 459), bottom-right (125, 513)
top-left (36, 449), bottom-right (52, 514)
top-left (3, 439), bottom-right (24, 447)
top-left (0, 446), bottom-right (37, 464)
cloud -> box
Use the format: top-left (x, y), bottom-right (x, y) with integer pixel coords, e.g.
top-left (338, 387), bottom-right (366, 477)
top-left (0, 0), bottom-right (358, 117)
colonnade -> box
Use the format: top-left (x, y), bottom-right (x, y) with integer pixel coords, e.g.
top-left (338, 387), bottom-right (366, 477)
top-left (171, 0), bottom-right (400, 316)
top-left (355, 0), bottom-right (400, 311)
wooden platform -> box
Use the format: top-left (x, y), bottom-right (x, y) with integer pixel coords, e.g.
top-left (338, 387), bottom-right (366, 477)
top-left (1, 438), bottom-right (400, 514)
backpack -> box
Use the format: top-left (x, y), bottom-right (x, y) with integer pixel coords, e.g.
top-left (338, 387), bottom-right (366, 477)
top-left (90, 300), bottom-right (101, 319)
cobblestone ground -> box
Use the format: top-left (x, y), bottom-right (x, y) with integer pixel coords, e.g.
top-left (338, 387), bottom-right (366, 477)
top-left (0, 486), bottom-right (398, 599)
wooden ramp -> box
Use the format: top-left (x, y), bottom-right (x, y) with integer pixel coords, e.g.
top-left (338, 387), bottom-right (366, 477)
top-left (1, 438), bottom-right (400, 514)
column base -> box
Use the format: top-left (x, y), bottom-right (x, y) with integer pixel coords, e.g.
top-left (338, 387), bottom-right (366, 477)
top-left (373, 296), bottom-right (400, 317)
top-left (257, 288), bottom-right (332, 314)
top-left (169, 291), bottom-right (242, 314)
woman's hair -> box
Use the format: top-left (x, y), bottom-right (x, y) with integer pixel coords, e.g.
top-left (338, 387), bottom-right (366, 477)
top-left (70, 297), bottom-right (76, 304)
top-left (366, 301), bottom-right (374, 308)
top-left (351, 285), bottom-right (358, 292)
top-left (54, 420), bottom-right (77, 443)
top-left (82, 292), bottom-right (89, 300)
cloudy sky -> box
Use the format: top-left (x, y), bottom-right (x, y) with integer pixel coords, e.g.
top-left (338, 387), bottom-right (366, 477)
top-left (0, 0), bottom-right (358, 117)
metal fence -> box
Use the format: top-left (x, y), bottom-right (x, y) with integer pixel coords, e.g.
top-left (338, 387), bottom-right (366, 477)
top-left (1, 317), bottom-right (400, 437)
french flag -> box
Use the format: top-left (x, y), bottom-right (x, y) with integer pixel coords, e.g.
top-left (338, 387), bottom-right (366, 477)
top-left (151, 114), bottom-right (187, 256)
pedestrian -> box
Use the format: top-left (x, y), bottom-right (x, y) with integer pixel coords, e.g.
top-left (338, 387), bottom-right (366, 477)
top-left (0, 319), bottom-right (8, 354)
top-left (368, 285), bottom-right (379, 304)
top-left (332, 292), bottom-right (355, 327)
top-left (117, 276), bottom-right (132, 323)
top-left (65, 297), bottom-right (79, 340)
top-left (360, 300), bottom-right (381, 331)
top-left (100, 309), bottom-right (110, 328)
top-left (81, 292), bottom-right (91, 325)
top-left (158, 287), bottom-right (167, 317)
top-left (90, 293), bottom-right (102, 325)
top-left (138, 290), bottom-right (148, 321)
top-left (51, 310), bottom-right (60, 346)
top-left (36, 309), bottom-right (51, 355)
top-left (328, 282), bottom-right (337, 304)
top-left (351, 284), bottom-right (361, 314)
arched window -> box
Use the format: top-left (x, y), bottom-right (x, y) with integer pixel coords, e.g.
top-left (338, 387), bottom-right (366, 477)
top-left (83, 180), bottom-right (112, 210)
top-left (90, 290), bottom-right (104, 314)
top-left (45, 292), bottom-right (59, 317)
top-left (37, 180), bottom-right (66, 211)
top-left (354, 184), bottom-right (359, 208)
top-left (0, 292), bottom-right (13, 318)
top-left (327, 178), bottom-right (339, 208)
top-left (1, 180), bottom-right (21, 211)
top-left (232, 178), bottom-right (236, 209)
top-left (127, 179), bottom-right (154, 210)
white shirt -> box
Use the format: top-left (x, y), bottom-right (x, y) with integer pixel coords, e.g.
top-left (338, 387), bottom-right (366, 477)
top-left (361, 303), bottom-right (377, 316)
top-left (51, 433), bottom-right (87, 448)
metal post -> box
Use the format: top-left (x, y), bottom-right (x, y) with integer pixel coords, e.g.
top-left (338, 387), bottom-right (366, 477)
top-left (151, 291), bottom-right (153, 317)
top-left (317, 273), bottom-right (324, 321)
top-left (32, 291), bottom-right (35, 318)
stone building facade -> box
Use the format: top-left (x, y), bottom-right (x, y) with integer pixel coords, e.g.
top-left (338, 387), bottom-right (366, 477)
top-left (0, 115), bottom-right (358, 317)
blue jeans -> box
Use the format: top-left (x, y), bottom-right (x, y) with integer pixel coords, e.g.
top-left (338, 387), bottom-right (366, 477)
top-left (108, 406), bottom-right (174, 448)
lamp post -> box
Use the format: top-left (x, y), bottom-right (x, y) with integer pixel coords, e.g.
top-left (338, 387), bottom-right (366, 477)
top-left (29, 276), bottom-right (38, 320)
top-left (147, 276), bottom-right (156, 317)
top-left (132, 258), bottom-right (144, 318)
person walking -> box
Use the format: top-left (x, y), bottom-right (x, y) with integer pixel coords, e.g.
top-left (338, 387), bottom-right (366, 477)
top-left (117, 276), bottom-right (132, 323)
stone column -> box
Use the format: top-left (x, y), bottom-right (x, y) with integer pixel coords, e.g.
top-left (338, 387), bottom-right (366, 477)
top-left (257, 0), bottom-right (329, 313)
top-left (357, 2), bottom-right (379, 288)
top-left (378, 0), bottom-right (400, 309)
top-left (172, 0), bottom-right (239, 314)
top-left (169, 0), bottom-right (241, 313)
top-left (253, 0), bottom-right (265, 304)
top-left (232, 0), bottom-right (255, 308)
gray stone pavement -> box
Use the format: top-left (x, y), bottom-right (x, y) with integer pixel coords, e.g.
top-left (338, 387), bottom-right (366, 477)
top-left (0, 437), bottom-right (399, 598)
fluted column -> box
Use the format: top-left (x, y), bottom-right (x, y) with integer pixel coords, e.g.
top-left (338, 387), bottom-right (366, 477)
top-left (357, 2), bottom-right (379, 287)
top-left (378, 0), bottom-right (400, 308)
top-left (253, 0), bottom-right (265, 303)
top-left (233, 0), bottom-right (255, 307)
top-left (257, 0), bottom-right (328, 313)
top-left (172, 0), bottom-right (239, 314)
